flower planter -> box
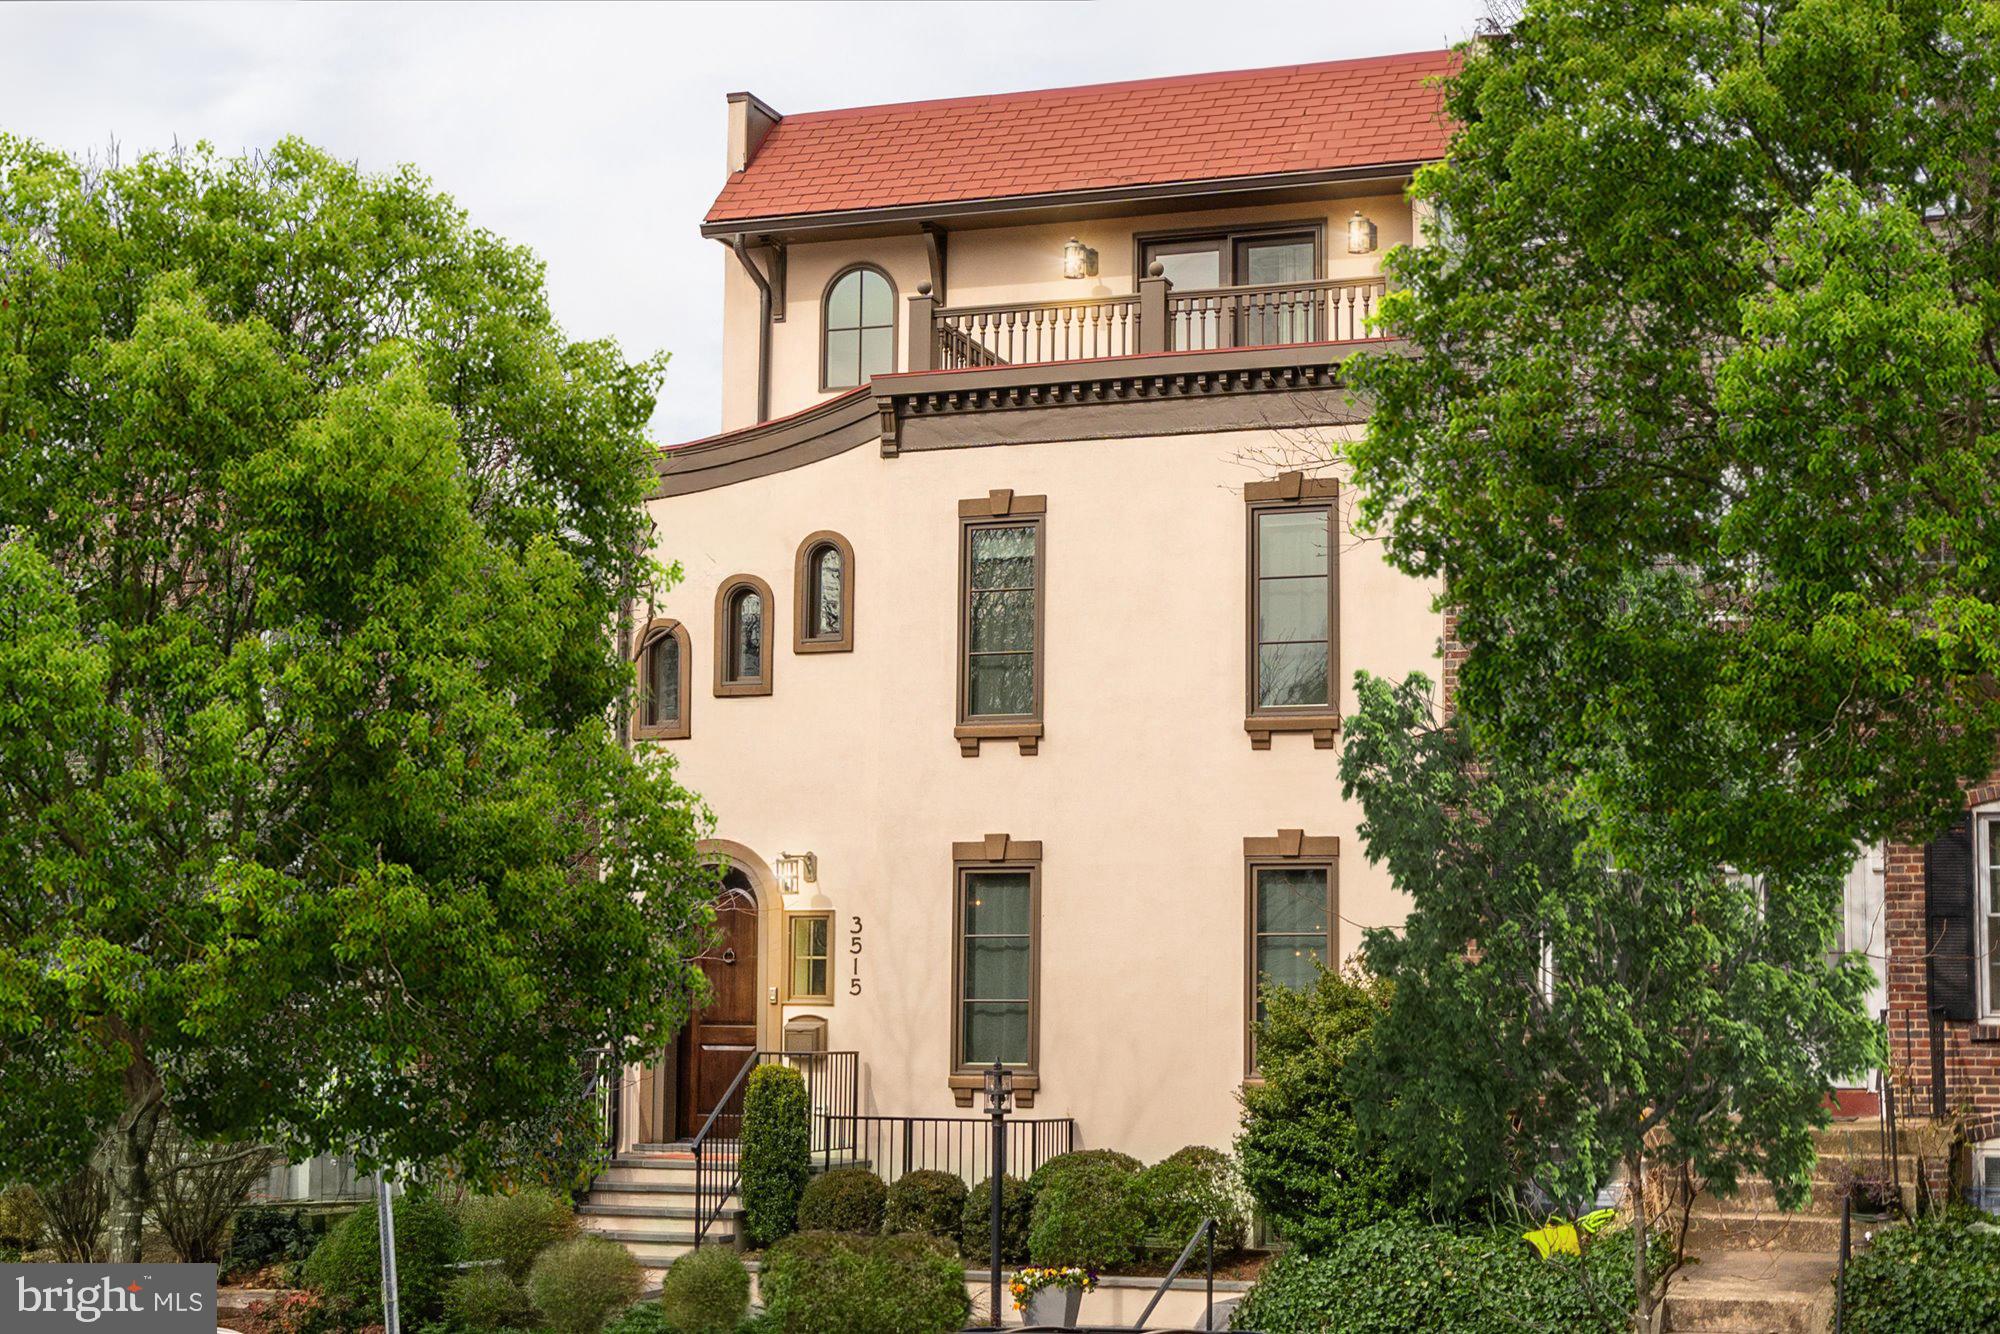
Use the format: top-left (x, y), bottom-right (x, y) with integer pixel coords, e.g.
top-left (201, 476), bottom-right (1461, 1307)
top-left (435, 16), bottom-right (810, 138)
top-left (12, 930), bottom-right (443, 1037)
top-left (1024, 1285), bottom-right (1083, 1327)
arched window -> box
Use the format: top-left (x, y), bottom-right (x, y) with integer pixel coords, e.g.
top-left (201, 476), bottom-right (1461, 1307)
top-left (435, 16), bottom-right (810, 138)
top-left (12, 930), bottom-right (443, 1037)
top-left (633, 618), bottom-right (690, 740)
top-left (822, 266), bottom-right (895, 390)
top-left (714, 574), bottom-right (774, 697)
top-left (793, 530), bottom-right (855, 653)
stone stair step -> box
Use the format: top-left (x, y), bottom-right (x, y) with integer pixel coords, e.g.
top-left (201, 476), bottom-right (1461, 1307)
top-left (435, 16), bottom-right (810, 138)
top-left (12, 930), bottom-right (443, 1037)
top-left (1684, 1212), bottom-right (1846, 1254)
top-left (1663, 1251), bottom-right (1835, 1334)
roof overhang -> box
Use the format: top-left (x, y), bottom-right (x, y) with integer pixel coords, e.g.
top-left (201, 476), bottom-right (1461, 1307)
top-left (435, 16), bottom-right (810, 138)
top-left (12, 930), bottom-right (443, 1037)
top-left (700, 161), bottom-right (1432, 244)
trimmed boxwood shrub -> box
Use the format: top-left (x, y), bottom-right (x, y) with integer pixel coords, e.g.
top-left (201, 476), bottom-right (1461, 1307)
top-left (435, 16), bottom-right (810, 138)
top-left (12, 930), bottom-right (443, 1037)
top-left (603, 1304), bottom-right (673, 1334)
top-left (882, 1170), bottom-right (967, 1241)
top-left (1231, 1217), bottom-right (1646, 1332)
top-left (796, 1167), bottom-right (886, 1235)
top-left (527, 1235), bottom-right (644, 1334)
top-left (1137, 1146), bottom-right (1249, 1252)
top-left (1027, 1160), bottom-right (1145, 1272)
top-left (460, 1188), bottom-right (578, 1281)
top-left (658, 1245), bottom-right (751, 1334)
top-left (740, 1064), bottom-right (811, 1247)
top-left (301, 1193), bottom-right (466, 1326)
top-left (443, 1266), bottom-right (537, 1331)
top-left (1026, 1149), bottom-right (1141, 1193)
top-left (1845, 1213), bottom-right (2000, 1332)
top-left (958, 1175), bottom-right (1031, 1265)
top-left (761, 1231), bottom-right (971, 1334)
top-left (224, 1204), bottom-right (313, 1275)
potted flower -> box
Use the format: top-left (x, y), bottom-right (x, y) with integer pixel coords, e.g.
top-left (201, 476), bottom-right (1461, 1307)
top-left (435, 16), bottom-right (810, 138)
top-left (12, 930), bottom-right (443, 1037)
top-left (1010, 1266), bottom-right (1097, 1327)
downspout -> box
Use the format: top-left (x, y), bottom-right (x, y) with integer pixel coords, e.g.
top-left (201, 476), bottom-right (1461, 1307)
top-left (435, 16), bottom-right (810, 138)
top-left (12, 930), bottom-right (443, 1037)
top-left (729, 235), bottom-right (773, 423)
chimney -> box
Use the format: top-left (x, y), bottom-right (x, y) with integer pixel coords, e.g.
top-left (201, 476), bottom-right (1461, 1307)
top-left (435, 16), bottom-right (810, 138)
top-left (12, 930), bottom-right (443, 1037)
top-left (726, 92), bottom-right (782, 174)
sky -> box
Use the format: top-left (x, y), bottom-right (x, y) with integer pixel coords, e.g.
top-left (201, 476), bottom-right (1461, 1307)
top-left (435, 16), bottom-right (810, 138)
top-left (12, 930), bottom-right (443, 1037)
top-left (1, 0), bottom-right (1490, 444)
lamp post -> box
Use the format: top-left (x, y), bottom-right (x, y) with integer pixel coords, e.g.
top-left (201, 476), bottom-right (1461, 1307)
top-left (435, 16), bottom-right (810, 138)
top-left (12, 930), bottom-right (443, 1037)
top-left (984, 1059), bottom-right (1014, 1328)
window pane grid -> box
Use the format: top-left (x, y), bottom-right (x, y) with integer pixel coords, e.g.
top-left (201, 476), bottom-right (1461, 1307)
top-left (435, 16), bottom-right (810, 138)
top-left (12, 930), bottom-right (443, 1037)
top-left (961, 871), bottom-right (1032, 1066)
top-left (1252, 867), bottom-right (1331, 1028)
top-left (790, 916), bottom-right (829, 999)
top-left (825, 269), bottom-right (894, 388)
top-left (965, 523), bottom-right (1038, 719)
top-left (729, 589), bottom-right (763, 682)
top-left (1253, 507), bottom-right (1331, 710)
top-left (1985, 816), bottom-right (1999, 1015)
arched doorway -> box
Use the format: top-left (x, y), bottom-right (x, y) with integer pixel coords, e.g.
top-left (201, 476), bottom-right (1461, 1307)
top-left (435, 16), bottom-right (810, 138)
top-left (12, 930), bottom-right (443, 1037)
top-left (677, 868), bottom-right (761, 1138)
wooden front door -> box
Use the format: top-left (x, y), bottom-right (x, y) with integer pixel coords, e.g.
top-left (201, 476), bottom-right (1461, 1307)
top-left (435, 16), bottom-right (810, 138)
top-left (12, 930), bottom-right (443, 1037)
top-left (678, 869), bottom-right (759, 1139)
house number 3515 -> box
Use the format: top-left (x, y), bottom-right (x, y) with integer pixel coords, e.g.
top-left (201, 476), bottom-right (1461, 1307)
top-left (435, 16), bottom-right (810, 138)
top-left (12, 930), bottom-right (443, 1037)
top-left (848, 916), bottom-right (863, 995)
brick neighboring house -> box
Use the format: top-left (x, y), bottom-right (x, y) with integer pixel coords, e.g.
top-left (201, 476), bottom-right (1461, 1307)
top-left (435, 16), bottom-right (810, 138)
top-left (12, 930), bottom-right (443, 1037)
top-left (1888, 776), bottom-right (2000, 1209)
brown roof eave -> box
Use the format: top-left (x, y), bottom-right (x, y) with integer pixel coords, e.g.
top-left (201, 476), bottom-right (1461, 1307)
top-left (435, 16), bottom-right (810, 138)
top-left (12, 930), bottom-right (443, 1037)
top-left (698, 161), bottom-right (1437, 242)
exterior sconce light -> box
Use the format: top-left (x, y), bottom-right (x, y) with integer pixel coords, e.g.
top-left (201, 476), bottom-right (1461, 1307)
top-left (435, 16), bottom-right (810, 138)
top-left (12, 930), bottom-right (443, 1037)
top-left (776, 852), bottom-right (818, 895)
top-left (983, 1059), bottom-right (1015, 1115)
top-left (1061, 237), bottom-right (1098, 280)
top-left (1346, 210), bottom-right (1378, 255)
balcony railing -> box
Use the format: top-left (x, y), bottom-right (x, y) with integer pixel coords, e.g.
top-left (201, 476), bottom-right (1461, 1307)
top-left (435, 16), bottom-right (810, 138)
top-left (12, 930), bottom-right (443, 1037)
top-left (914, 274), bottom-right (1385, 372)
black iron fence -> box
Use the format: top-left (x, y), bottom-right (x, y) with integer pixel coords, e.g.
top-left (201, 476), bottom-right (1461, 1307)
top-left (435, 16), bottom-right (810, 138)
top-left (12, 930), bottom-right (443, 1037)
top-left (821, 1112), bottom-right (1075, 1188)
top-left (691, 1050), bottom-right (860, 1246)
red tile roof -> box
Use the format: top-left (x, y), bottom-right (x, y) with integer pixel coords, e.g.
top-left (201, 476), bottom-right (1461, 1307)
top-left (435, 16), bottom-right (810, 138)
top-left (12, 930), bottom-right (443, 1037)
top-left (705, 49), bottom-right (1455, 226)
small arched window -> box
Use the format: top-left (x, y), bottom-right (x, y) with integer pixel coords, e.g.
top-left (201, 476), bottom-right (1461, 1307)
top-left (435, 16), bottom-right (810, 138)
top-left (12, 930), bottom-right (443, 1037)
top-left (633, 618), bottom-right (690, 740)
top-left (714, 574), bottom-right (774, 697)
top-left (822, 266), bottom-right (895, 390)
top-left (793, 530), bottom-right (855, 654)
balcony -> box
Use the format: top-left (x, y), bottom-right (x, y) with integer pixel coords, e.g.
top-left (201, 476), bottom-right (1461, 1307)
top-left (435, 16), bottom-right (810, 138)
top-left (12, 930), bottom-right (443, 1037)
top-left (912, 273), bottom-right (1387, 372)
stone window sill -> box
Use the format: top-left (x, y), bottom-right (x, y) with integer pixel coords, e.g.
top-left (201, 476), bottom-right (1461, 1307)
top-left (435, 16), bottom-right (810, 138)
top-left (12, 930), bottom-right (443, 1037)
top-left (949, 1070), bottom-right (1039, 1109)
top-left (956, 722), bottom-right (1043, 757)
top-left (1246, 713), bottom-right (1340, 750)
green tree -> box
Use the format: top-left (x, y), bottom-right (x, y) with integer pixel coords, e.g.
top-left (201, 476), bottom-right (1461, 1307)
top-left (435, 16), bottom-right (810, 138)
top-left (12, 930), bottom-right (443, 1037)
top-left (1234, 966), bottom-right (1419, 1253)
top-left (1341, 672), bottom-right (1880, 1327)
top-left (0, 136), bottom-right (715, 1260)
top-left (1347, 0), bottom-right (2000, 880)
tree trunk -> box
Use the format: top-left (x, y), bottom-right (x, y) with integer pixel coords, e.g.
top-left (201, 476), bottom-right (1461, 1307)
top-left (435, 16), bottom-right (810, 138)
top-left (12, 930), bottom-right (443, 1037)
top-left (1630, 1151), bottom-right (1653, 1334)
top-left (104, 1053), bottom-right (165, 1263)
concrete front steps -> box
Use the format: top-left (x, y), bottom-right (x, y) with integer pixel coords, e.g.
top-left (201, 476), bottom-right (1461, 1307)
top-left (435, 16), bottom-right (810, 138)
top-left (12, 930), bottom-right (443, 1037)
top-left (580, 1148), bottom-right (736, 1275)
top-left (1663, 1251), bottom-right (1837, 1334)
top-left (581, 1144), bottom-right (869, 1279)
top-left (1657, 1118), bottom-right (1902, 1332)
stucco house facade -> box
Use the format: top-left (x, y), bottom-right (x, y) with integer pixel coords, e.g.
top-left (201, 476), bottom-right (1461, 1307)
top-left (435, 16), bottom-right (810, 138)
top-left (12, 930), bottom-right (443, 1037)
top-left (582, 49), bottom-right (2000, 1265)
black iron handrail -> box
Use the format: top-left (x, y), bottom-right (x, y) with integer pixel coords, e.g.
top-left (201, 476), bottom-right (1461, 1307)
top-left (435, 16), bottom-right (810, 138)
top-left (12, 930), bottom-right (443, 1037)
top-left (1132, 1217), bottom-right (1217, 1331)
top-left (690, 1049), bottom-right (860, 1247)
top-left (816, 1112), bottom-right (1075, 1186)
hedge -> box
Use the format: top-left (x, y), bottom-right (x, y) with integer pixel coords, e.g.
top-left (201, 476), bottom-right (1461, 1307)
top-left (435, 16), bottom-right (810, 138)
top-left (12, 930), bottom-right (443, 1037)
top-left (1231, 1217), bottom-right (1644, 1332)
top-left (1027, 1160), bottom-right (1146, 1272)
top-left (527, 1235), bottom-right (644, 1334)
top-left (959, 1175), bottom-right (1031, 1265)
top-left (460, 1188), bottom-right (578, 1281)
top-left (443, 1267), bottom-right (536, 1332)
top-left (1027, 1149), bottom-right (1141, 1193)
top-left (740, 1064), bottom-right (811, 1247)
top-left (659, 1245), bottom-right (751, 1334)
top-left (300, 1193), bottom-right (465, 1326)
top-left (883, 1170), bottom-right (967, 1242)
top-left (761, 1231), bottom-right (971, 1334)
top-left (796, 1167), bottom-right (886, 1235)
top-left (1844, 1212), bottom-right (2000, 1332)
top-left (1137, 1147), bottom-right (1248, 1252)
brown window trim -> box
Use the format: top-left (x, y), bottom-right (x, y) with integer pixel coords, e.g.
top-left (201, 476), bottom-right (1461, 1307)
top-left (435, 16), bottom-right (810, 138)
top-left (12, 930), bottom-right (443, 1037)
top-left (956, 490), bottom-right (1047, 757)
top-left (949, 834), bottom-right (1042, 1108)
top-left (793, 530), bottom-right (856, 654)
top-left (1246, 471), bottom-right (1340, 749)
top-left (783, 909), bottom-right (835, 1005)
top-left (714, 573), bottom-right (776, 697)
top-left (631, 617), bottom-right (692, 741)
top-left (1244, 831), bottom-right (1340, 1079)
top-left (819, 263), bottom-right (898, 394)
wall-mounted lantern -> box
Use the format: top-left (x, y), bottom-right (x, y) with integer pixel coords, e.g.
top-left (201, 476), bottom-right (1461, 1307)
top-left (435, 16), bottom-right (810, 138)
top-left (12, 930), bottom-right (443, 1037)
top-left (776, 851), bottom-right (818, 895)
top-left (1061, 237), bottom-right (1099, 280)
top-left (1346, 210), bottom-right (1378, 255)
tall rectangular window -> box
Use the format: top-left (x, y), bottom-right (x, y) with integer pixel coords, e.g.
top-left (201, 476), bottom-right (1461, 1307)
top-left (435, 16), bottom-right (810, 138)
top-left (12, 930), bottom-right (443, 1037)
top-left (960, 870), bottom-right (1033, 1065)
top-left (957, 493), bottom-right (1046, 756)
top-left (1245, 473), bottom-right (1340, 749)
top-left (1244, 832), bottom-right (1338, 1074)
